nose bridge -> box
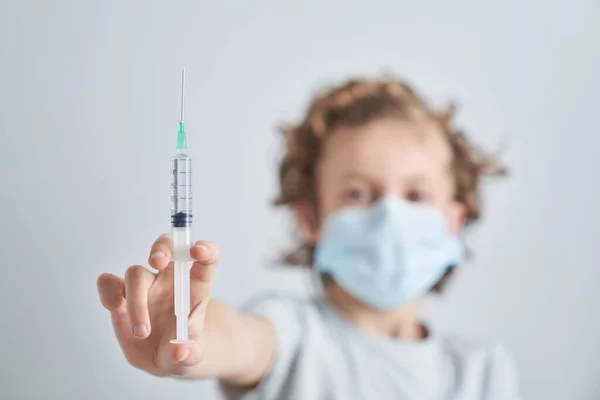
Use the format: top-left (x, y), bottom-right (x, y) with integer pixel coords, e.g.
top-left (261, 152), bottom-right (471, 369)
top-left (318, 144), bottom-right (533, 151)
top-left (369, 196), bottom-right (402, 273)
top-left (380, 181), bottom-right (402, 199)
top-left (375, 194), bottom-right (413, 241)
top-left (374, 195), bottom-right (396, 222)
top-left (371, 195), bottom-right (404, 238)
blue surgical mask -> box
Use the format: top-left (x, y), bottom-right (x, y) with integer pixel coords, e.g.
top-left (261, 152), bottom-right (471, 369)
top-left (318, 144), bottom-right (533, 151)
top-left (314, 196), bottom-right (464, 310)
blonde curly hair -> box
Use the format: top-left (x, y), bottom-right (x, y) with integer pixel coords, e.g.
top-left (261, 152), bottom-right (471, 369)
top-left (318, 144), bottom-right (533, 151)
top-left (273, 76), bottom-right (506, 292)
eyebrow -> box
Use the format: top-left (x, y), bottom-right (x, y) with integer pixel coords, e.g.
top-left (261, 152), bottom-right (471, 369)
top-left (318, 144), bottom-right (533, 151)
top-left (340, 170), bottom-right (379, 183)
top-left (405, 174), bottom-right (430, 185)
top-left (341, 171), bottom-right (432, 185)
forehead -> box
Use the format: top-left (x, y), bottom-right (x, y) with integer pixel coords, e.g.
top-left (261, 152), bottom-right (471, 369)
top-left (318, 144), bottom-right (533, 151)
top-left (319, 118), bottom-right (453, 179)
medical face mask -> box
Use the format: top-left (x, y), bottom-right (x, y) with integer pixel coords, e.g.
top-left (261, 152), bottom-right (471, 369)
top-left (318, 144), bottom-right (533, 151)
top-left (314, 196), bottom-right (464, 310)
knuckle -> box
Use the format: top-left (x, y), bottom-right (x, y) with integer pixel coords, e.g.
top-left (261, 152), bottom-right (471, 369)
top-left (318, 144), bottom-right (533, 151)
top-left (130, 304), bottom-right (148, 317)
top-left (199, 258), bottom-right (216, 266)
top-left (99, 294), bottom-right (116, 310)
top-left (124, 354), bottom-right (145, 371)
top-left (125, 265), bottom-right (147, 281)
top-left (168, 365), bottom-right (187, 377)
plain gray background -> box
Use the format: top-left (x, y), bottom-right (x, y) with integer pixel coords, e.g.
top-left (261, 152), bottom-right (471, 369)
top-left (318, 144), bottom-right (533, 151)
top-left (1, 0), bottom-right (599, 399)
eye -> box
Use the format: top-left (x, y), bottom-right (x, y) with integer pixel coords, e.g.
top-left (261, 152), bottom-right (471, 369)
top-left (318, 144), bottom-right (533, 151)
top-left (406, 190), bottom-right (425, 203)
top-left (342, 187), bottom-right (375, 205)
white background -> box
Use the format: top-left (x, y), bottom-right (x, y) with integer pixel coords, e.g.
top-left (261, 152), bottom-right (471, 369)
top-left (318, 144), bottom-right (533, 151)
top-left (1, 1), bottom-right (599, 399)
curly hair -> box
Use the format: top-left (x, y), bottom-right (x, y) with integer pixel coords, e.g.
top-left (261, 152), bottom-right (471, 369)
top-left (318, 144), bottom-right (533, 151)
top-left (273, 76), bottom-right (506, 292)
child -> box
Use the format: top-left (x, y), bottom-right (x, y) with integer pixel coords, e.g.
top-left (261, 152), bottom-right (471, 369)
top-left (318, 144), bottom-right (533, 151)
top-left (97, 76), bottom-right (520, 399)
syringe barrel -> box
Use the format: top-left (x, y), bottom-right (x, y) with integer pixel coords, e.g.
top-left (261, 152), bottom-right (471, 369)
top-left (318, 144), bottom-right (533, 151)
top-left (170, 152), bottom-right (193, 262)
top-left (170, 152), bottom-right (193, 228)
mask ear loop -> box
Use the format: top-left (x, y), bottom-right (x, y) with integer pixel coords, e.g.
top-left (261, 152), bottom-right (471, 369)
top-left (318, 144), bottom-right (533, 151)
top-left (429, 264), bottom-right (456, 293)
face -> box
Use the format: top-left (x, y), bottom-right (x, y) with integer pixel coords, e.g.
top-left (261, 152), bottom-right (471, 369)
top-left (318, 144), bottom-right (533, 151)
top-left (296, 117), bottom-right (465, 243)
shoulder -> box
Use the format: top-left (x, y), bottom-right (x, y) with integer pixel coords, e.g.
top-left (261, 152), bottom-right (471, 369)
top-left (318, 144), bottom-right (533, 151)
top-left (441, 332), bottom-right (518, 367)
top-left (241, 291), bottom-right (313, 311)
top-left (239, 292), bottom-right (322, 345)
top-left (240, 291), bottom-right (318, 324)
top-left (440, 333), bottom-right (521, 399)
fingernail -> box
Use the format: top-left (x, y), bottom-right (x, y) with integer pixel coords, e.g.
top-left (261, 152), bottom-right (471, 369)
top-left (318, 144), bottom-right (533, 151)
top-left (193, 244), bottom-right (208, 251)
top-left (150, 251), bottom-right (165, 259)
top-left (133, 325), bottom-right (149, 338)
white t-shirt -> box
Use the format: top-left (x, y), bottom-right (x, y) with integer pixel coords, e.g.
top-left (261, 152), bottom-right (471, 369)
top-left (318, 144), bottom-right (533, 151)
top-left (219, 293), bottom-right (520, 400)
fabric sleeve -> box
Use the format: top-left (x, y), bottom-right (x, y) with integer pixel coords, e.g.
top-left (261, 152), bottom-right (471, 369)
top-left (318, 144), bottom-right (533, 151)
top-left (483, 345), bottom-right (521, 400)
top-left (217, 293), bottom-right (305, 400)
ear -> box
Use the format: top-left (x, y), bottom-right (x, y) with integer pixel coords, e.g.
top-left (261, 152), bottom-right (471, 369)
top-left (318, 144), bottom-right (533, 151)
top-left (447, 201), bottom-right (466, 235)
top-left (293, 202), bottom-right (319, 245)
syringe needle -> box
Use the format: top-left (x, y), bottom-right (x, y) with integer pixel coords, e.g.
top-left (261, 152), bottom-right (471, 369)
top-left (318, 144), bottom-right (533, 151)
top-left (180, 68), bottom-right (185, 123)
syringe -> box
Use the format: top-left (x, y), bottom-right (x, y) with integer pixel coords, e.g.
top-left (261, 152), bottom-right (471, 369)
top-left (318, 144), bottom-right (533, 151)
top-left (170, 68), bottom-right (195, 344)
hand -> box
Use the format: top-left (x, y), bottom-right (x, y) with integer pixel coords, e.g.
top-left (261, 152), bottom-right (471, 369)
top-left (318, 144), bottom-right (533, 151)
top-left (97, 234), bottom-right (219, 377)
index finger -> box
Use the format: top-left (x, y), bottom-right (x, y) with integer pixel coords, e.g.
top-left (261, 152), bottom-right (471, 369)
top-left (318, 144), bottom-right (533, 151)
top-left (148, 233), bottom-right (173, 270)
